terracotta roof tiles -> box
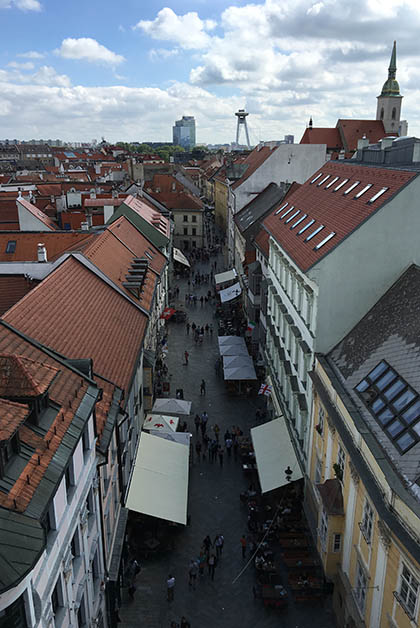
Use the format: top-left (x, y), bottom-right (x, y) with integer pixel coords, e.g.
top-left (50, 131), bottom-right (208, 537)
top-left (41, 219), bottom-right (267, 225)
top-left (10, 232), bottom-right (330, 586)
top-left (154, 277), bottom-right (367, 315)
top-left (17, 198), bottom-right (58, 231)
top-left (263, 161), bottom-right (417, 272)
top-left (231, 145), bottom-right (277, 190)
top-left (300, 127), bottom-right (343, 149)
top-left (0, 232), bottom-right (93, 262)
top-left (0, 354), bottom-right (59, 398)
top-left (0, 398), bottom-right (29, 443)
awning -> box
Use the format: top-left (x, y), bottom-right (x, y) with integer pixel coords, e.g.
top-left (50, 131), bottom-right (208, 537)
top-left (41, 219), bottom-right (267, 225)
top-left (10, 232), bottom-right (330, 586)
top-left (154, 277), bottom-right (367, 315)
top-left (160, 307), bottom-right (176, 320)
top-left (143, 413), bottom-right (179, 432)
top-left (222, 354), bottom-right (253, 368)
top-left (173, 247), bottom-right (190, 267)
top-left (251, 418), bottom-right (303, 493)
top-left (152, 398), bottom-right (192, 415)
top-left (224, 364), bottom-right (257, 380)
top-left (218, 335), bottom-right (245, 346)
top-left (219, 282), bottom-right (242, 303)
top-left (214, 269), bottom-right (237, 285)
top-left (219, 340), bottom-right (249, 356)
top-left (125, 431), bottom-right (189, 525)
top-left (151, 430), bottom-right (192, 447)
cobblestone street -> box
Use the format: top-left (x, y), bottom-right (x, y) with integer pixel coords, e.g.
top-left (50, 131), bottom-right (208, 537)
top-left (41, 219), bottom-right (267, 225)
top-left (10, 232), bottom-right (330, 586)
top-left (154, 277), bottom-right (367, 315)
top-left (119, 246), bottom-right (336, 628)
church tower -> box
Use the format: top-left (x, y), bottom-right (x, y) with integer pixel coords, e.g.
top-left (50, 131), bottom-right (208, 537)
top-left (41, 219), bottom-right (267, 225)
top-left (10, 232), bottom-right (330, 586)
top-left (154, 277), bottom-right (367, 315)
top-left (376, 41), bottom-right (407, 135)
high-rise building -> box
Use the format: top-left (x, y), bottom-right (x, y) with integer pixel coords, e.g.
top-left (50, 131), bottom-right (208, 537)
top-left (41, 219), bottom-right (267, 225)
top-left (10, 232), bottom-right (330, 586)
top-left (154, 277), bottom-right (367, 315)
top-left (173, 116), bottom-right (196, 149)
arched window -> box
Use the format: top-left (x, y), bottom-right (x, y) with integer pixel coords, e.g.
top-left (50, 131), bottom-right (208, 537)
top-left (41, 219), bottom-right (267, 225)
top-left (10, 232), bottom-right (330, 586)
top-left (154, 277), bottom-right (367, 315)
top-left (380, 108), bottom-right (384, 120)
top-left (392, 107), bottom-right (396, 120)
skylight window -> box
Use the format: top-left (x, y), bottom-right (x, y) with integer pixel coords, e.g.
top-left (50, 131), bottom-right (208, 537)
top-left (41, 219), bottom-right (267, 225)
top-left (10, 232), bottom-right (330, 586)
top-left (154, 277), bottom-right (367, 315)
top-left (297, 219), bottom-right (315, 235)
top-left (333, 178), bottom-right (349, 192)
top-left (343, 181), bottom-right (361, 195)
top-left (275, 202), bottom-right (288, 215)
top-left (285, 210), bottom-right (300, 224)
top-left (310, 173), bottom-right (323, 184)
top-left (367, 187), bottom-right (389, 204)
top-left (290, 213), bottom-right (308, 229)
top-left (5, 240), bottom-right (16, 254)
top-left (325, 177), bottom-right (339, 189)
top-left (355, 360), bottom-right (420, 454)
top-left (317, 175), bottom-right (330, 186)
top-left (304, 225), bottom-right (324, 242)
top-left (144, 251), bottom-right (153, 260)
top-left (314, 232), bottom-right (336, 250)
top-left (280, 205), bottom-right (294, 219)
top-left (354, 184), bottom-right (373, 199)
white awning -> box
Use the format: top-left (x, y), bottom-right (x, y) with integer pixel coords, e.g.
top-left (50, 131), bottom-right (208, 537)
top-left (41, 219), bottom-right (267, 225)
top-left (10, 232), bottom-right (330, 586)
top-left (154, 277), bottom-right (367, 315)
top-left (224, 364), bottom-right (257, 380)
top-left (151, 430), bottom-right (192, 447)
top-left (143, 413), bottom-right (179, 432)
top-left (218, 335), bottom-right (245, 346)
top-left (173, 247), bottom-right (190, 267)
top-left (219, 282), bottom-right (242, 303)
top-left (222, 354), bottom-right (253, 368)
top-left (251, 418), bottom-right (303, 493)
top-left (214, 269), bottom-right (237, 285)
top-left (126, 431), bottom-right (189, 524)
top-left (152, 398), bottom-right (192, 415)
top-left (219, 340), bottom-right (249, 356)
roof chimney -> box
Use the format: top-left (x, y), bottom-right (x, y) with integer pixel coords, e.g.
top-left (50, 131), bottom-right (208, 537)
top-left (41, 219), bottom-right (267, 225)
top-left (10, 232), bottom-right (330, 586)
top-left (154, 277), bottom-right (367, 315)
top-left (37, 243), bottom-right (47, 263)
top-left (80, 221), bottom-right (89, 231)
top-left (309, 117), bottom-right (313, 130)
top-left (357, 135), bottom-right (369, 150)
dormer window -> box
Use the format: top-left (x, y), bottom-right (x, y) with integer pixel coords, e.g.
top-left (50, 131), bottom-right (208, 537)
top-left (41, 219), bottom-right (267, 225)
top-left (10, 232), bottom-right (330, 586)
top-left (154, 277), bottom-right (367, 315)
top-left (0, 434), bottom-right (20, 478)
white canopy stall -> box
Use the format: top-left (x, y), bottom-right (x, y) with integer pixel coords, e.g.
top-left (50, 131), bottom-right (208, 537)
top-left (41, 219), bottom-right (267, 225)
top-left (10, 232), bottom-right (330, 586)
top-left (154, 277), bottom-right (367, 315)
top-left (143, 413), bottom-right (179, 432)
top-left (219, 282), bottom-right (242, 303)
top-left (152, 398), bottom-right (192, 415)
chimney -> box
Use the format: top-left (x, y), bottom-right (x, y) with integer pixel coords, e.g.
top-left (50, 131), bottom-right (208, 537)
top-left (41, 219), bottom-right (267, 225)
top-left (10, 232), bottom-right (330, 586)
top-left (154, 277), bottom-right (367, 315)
top-left (357, 135), bottom-right (369, 150)
top-left (309, 117), bottom-right (313, 130)
top-left (338, 149), bottom-right (345, 160)
top-left (380, 137), bottom-right (394, 150)
top-left (80, 221), bottom-right (89, 231)
top-left (37, 243), bottom-right (47, 263)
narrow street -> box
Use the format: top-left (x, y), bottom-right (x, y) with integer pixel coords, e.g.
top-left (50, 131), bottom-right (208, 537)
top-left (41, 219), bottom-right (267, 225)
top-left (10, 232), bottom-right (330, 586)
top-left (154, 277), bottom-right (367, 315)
top-left (119, 242), bottom-right (336, 628)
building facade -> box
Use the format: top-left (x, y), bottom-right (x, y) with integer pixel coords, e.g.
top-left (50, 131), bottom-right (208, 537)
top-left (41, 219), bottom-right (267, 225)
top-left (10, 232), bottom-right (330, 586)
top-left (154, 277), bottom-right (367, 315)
top-left (172, 116), bottom-right (196, 150)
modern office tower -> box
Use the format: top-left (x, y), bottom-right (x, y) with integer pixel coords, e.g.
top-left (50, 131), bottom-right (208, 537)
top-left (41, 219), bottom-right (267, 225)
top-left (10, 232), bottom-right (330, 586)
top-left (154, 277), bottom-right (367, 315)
top-left (173, 116), bottom-right (196, 149)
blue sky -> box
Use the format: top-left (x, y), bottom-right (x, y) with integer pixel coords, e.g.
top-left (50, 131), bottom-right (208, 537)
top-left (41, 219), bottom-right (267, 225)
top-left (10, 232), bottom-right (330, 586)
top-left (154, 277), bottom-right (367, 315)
top-left (1, 0), bottom-right (420, 144)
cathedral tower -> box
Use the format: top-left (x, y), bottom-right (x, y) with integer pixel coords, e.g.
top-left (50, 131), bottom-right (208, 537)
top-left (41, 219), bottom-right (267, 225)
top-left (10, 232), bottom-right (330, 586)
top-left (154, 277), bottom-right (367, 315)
top-left (376, 41), bottom-right (406, 135)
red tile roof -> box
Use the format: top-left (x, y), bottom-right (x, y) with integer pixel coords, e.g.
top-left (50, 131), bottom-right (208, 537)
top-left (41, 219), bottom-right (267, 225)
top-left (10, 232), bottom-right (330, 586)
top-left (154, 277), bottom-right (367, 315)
top-left (107, 216), bottom-right (167, 276)
top-left (0, 198), bottom-right (18, 227)
top-left (0, 398), bottom-right (29, 444)
top-left (253, 228), bottom-right (269, 258)
top-left (300, 127), bottom-right (343, 150)
top-left (84, 198), bottom-right (125, 207)
top-left (0, 232), bottom-right (92, 262)
top-left (17, 198), bottom-right (58, 231)
top-left (36, 184), bottom-right (62, 196)
top-left (0, 354), bottom-right (59, 397)
top-left (0, 275), bottom-right (38, 315)
top-left (337, 120), bottom-right (388, 152)
top-left (123, 196), bottom-right (171, 240)
top-left (232, 145), bottom-right (278, 190)
top-left (263, 161), bottom-right (418, 272)
top-left (3, 255), bottom-right (148, 393)
top-left (145, 174), bottom-right (203, 210)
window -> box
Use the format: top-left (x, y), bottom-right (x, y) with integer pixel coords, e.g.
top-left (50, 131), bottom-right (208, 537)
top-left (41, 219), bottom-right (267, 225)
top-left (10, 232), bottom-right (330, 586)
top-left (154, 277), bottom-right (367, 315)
top-left (297, 219), bottom-right (315, 235)
top-left (354, 184), bottom-right (373, 199)
top-left (398, 564), bottom-right (419, 619)
top-left (343, 181), bottom-right (360, 195)
top-left (325, 176), bottom-right (339, 189)
top-left (285, 210), bottom-right (300, 224)
top-left (360, 499), bottom-right (374, 544)
top-left (314, 232), bottom-right (336, 250)
top-left (290, 213), bottom-right (307, 229)
top-left (183, 227), bottom-right (188, 235)
top-left (275, 202), bottom-right (288, 215)
top-left (380, 107), bottom-right (384, 120)
top-left (192, 215), bottom-right (197, 222)
top-left (355, 561), bottom-right (367, 614)
top-left (337, 444), bottom-right (346, 481)
top-left (333, 178), bottom-right (349, 192)
top-left (310, 173), bottom-right (323, 184)
top-left (280, 205), bottom-right (295, 219)
top-left (0, 435), bottom-right (18, 477)
top-left (319, 509), bottom-right (328, 550)
top-left (71, 529), bottom-right (81, 558)
top-left (355, 360), bottom-right (420, 453)
top-left (51, 577), bottom-right (64, 616)
top-left (315, 457), bottom-right (322, 484)
top-left (183, 215), bottom-right (188, 222)
top-left (333, 534), bottom-right (341, 552)
top-left (392, 107), bottom-right (396, 120)
top-left (192, 228), bottom-right (196, 236)
top-left (5, 240), bottom-right (16, 254)
top-left (65, 460), bottom-right (75, 499)
top-left (317, 404), bottom-right (325, 435)
top-left (305, 225), bottom-right (324, 242)
top-left (367, 187), bottom-right (389, 204)
top-left (317, 175), bottom-right (330, 186)
top-left (82, 424), bottom-right (90, 452)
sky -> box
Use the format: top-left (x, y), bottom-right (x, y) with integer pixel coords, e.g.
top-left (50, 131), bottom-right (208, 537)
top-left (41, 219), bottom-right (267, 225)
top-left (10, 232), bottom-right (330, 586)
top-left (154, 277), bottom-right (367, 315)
top-left (1, 0), bottom-right (420, 145)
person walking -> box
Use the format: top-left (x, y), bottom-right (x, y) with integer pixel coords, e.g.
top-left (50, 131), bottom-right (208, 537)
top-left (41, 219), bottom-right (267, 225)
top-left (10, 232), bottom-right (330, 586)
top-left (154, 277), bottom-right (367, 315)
top-left (201, 411), bottom-right (208, 435)
top-left (180, 617), bottom-right (191, 628)
top-left (194, 414), bottom-right (201, 435)
top-left (200, 379), bottom-right (206, 395)
top-left (208, 552), bottom-right (217, 580)
top-left (218, 445), bottom-right (224, 468)
top-left (225, 437), bottom-right (233, 457)
top-left (195, 440), bottom-right (202, 463)
top-left (213, 423), bottom-right (220, 442)
top-left (186, 322), bottom-right (190, 335)
top-left (188, 559), bottom-right (198, 589)
top-left (240, 535), bottom-right (247, 558)
top-left (214, 534), bottom-right (224, 558)
top-left (203, 535), bottom-right (212, 558)
top-left (184, 351), bottom-right (189, 365)
top-left (167, 574), bottom-right (176, 601)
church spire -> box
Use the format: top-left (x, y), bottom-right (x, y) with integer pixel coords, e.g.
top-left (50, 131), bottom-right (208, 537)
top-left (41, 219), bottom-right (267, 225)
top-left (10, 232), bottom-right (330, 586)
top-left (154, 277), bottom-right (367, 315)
top-left (380, 40), bottom-right (400, 96)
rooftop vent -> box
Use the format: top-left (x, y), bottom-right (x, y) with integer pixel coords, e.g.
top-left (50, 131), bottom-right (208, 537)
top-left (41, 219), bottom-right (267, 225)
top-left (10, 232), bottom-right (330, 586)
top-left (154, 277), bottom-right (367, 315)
top-left (37, 243), bottom-right (47, 263)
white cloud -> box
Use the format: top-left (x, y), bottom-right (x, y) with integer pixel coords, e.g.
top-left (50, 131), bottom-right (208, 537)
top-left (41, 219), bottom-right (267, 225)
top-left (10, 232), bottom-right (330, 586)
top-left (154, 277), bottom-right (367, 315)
top-left (8, 61), bottom-right (34, 70)
top-left (0, 0), bottom-right (42, 10)
top-left (149, 48), bottom-right (180, 61)
top-left (17, 51), bottom-right (45, 59)
top-left (0, 65), bottom-right (70, 87)
top-left (56, 37), bottom-right (125, 66)
top-left (134, 7), bottom-right (216, 50)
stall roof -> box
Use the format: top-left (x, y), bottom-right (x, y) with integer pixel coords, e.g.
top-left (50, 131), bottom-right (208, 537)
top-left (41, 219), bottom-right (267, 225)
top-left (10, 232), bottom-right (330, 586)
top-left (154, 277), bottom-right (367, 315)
top-left (218, 335), bottom-right (246, 346)
top-left (224, 364), bottom-right (257, 380)
top-left (222, 354), bottom-right (254, 369)
top-left (173, 247), bottom-right (190, 268)
top-left (219, 342), bottom-right (249, 356)
top-left (143, 413), bottom-right (179, 432)
top-left (152, 398), bottom-right (192, 415)
top-left (125, 431), bottom-right (189, 525)
top-left (220, 282), bottom-right (242, 303)
top-left (214, 269), bottom-right (237, 285)
top-left (251, 418), bottom-right (303, 493)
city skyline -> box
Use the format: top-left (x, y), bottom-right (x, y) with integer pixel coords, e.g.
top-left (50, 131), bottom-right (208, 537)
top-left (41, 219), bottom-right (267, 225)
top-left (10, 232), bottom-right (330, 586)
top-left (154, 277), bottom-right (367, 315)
top-left (1, 0), bottom-right (420, 144)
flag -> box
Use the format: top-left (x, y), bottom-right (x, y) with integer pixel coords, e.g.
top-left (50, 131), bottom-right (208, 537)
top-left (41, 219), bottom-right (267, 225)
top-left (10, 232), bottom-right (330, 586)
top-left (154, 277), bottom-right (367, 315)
top-left (258, 383), bottom-right (272, 396)
top-left (247, 321), bottom-right (256, 332)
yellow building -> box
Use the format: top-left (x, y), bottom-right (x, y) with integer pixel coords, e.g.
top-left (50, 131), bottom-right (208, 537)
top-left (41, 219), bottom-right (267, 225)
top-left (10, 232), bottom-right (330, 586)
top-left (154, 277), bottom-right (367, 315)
top-left (214, 176), bottom-right (229, 230)
top-left (306, 265), bottom-right (420, 628)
